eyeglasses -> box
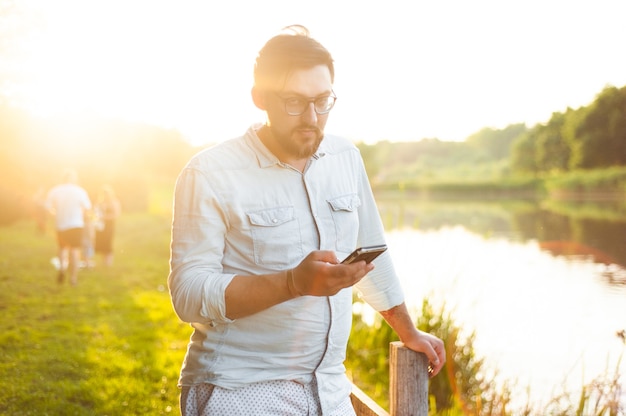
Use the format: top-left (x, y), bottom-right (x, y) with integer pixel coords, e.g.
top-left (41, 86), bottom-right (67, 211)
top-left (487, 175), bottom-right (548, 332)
top-left (273, 91), bottom-right (337, 116)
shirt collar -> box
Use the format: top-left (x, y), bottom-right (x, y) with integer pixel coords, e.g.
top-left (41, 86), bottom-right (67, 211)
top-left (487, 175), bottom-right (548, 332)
top-left (243, 123), bottom-right (328, 169)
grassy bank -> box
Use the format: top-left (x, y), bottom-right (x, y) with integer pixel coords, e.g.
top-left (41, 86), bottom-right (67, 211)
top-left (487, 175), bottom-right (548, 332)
top-left (372, 166), bottom-right (626, 201)
top-left (0, 214), bottom-right (188, 415)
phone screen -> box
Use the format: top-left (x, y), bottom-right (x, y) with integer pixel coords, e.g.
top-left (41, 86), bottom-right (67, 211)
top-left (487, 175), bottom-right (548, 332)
top-left (341, 245), bottom-right (388, 264)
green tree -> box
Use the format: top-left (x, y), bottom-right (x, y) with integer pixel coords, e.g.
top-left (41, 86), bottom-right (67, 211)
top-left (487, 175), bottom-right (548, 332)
top-left (575, 85), bottom-right (626, 168)
top-left (535, 112), bottom-right (570, 172)
top-left (560, 106), bottom-right (587, 171)
top-left (466, 123), bottom-right (527, 161)
top-left (511, 129), bottom-right (539, 174)
top-left (356, 141), bottom-right (386, 184)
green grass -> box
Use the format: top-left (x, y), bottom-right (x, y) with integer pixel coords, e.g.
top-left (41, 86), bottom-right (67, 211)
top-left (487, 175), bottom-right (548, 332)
top-left (2, 213), bottom-right (623, 415)
top-left (371, 166), bottom-right (626, 201)
top-left (544, 166), bottom-right (626, 195)
top-left (0, 214), bottom-right (189, 415)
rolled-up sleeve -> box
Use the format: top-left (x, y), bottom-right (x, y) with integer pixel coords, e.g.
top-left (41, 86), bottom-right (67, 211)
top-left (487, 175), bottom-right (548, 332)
top-left (352, 158), bottom-right (405, 312)
top-left (168, 165), bottom-right (236, 325)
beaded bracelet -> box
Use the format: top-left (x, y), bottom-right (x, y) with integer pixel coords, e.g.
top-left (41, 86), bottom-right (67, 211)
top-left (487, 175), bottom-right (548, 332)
top-left (286, 269), bottom-right (302, 297)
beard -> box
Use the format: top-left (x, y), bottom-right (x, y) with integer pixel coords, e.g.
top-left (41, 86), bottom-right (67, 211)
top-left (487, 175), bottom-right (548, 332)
top-left (270, 124), bottom-right (324, 159)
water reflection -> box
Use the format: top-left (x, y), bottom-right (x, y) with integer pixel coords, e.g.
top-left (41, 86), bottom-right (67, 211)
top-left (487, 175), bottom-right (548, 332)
top-left (376, 195), bottom-right (626, 289)
top-left (374, 194), bottom-right (626, 407)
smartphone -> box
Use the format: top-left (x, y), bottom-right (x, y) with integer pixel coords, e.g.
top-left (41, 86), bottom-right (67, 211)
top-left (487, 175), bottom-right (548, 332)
top-left (341, 244), bottom-right (388, 264)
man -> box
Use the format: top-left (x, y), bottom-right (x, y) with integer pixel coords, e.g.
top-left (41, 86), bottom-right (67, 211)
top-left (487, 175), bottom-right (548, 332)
top-left (46, 169), bottom-right (92, 285)
top-left (168, 25), bottom-right (446, 415)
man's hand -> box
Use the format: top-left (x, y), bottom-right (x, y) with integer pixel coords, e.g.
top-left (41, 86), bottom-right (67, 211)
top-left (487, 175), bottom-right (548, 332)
top-left (379, 303), bottom-right (446, 378)
top-left (226, 250), bottom-right (373, 319)
top-left (401, 329), bottom-right (446, 378)
top-left (290, 250), bottom-right (374, 296)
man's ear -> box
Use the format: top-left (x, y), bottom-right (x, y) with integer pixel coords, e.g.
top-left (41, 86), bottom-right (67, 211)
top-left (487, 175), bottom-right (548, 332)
top-left (251, 87), bottom-right (266, 110)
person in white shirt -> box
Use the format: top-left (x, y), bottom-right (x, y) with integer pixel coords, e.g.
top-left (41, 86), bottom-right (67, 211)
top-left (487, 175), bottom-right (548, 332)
top-left (168, 25), bottom-right (446, 416)
top-left (45, 169), bottom-right (92, 285)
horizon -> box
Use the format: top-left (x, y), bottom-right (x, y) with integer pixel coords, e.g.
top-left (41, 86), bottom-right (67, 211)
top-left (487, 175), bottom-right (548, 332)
top-left (7, 0), bottom-right (626, 147)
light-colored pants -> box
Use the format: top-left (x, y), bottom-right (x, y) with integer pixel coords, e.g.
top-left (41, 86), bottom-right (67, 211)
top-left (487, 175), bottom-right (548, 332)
top-left (180, 378), bottom-right (355, 416)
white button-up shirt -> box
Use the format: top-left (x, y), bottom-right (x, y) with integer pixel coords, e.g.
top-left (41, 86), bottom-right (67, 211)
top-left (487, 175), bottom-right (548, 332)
top-left (168, 124), bottom-right (404, 414)
top-left (45, 183), bottom-right (92, 231)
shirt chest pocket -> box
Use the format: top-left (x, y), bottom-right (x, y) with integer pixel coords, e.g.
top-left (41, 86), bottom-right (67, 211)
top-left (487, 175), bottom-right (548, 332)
top-left (246, 206), bottom-right (303, 268)
top-left (327, 194), bottom-right (361, 253)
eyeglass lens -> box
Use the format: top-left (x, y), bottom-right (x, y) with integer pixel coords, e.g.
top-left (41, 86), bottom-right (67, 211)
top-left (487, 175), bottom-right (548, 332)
top-left (284, 95), bottom-right (336, 115)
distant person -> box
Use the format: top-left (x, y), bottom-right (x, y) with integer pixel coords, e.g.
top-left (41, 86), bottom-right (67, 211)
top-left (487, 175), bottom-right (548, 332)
top-left (94, 185), bottom-right (121, 267)
top-left (45, 169), bottom-right (92, 285)
top-left (168, 25), bottom-right (445, 416)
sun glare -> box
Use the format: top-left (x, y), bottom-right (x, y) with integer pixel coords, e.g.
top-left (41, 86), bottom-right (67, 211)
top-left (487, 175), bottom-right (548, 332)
top-left (11, 0), bottom-right (626, 145)
top-left (16, 0), bottom-right (267, 145)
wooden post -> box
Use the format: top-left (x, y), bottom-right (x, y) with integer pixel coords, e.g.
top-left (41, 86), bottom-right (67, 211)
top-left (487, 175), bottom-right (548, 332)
top-left (389, 341), bottom-right (429, 416)
top-left (351, 342), bottom-right (430, 416)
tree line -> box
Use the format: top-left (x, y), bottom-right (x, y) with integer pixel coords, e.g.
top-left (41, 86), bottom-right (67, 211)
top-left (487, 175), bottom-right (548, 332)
top-left (355, 84), bottom-right (626, 186)
top-left (512, 85), bottom-right (626, 173)
top-left (1, 84), bottom-right (624, 225)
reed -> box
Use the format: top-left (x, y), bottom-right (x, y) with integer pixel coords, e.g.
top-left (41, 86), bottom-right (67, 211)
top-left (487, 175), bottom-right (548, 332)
top-left (347, 300), bottom-right (625, 415)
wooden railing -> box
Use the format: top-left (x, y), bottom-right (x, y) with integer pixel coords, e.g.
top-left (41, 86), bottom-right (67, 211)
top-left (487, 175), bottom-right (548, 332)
top-left (350, 341), bottom-right (429, 416)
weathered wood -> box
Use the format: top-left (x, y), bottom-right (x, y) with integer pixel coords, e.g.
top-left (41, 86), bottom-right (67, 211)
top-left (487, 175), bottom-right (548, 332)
top-left (389, 341), bottom-right (429, 416)
top-left (351, 342), bottom-right (429, 416)
top-left (350, 384), bottom-right (390, 416)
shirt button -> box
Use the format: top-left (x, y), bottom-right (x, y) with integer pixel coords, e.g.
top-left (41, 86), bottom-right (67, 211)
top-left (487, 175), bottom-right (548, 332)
top-left (272, 218), bottom-right (278, 223)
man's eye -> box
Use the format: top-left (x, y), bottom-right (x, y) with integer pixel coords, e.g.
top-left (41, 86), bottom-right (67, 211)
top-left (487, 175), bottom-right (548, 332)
top-left (316, 96), bottom-right (331, 106)
top-left (285, 98), bottom-right (303, 106)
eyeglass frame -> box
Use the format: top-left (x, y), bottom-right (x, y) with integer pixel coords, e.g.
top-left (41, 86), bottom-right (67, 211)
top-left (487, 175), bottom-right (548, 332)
top-left (271, 90), bottom-right (337, 116)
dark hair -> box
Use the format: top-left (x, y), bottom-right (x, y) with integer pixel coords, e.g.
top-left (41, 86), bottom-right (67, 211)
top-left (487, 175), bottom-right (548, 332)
top-left (254, 25), bottom-right (335, 90)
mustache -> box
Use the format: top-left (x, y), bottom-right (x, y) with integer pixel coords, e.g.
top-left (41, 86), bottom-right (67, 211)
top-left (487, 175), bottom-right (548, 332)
top-left (294, 125), bottom-right (321, 133)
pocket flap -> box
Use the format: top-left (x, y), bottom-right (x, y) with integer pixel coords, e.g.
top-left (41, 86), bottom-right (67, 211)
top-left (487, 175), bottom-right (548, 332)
top-left (328, 194), bottom-right (361, 212)
top-left (247, 206), bottom-right (295, 227)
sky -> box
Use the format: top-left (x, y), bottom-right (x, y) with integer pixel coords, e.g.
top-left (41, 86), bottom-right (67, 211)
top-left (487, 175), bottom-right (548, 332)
top-left (10, 0), bottom-right (626, 145)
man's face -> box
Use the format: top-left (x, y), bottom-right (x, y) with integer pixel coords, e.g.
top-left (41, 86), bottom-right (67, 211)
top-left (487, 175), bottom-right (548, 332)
top-left (263, 65), bottom-right (333, 160)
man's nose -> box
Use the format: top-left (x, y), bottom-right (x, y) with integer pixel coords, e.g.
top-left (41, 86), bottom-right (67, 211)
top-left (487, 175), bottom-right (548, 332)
top-left (301, 102), bottom-right (318, 124)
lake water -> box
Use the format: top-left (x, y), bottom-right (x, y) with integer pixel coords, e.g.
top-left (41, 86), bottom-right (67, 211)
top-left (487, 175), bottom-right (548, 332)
top-left (373, 195), bottom-right (626, 408)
